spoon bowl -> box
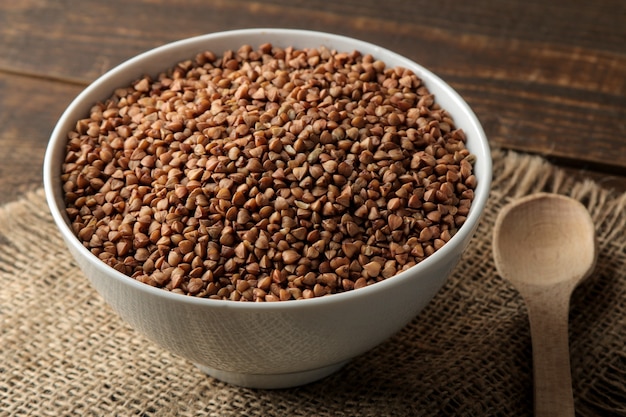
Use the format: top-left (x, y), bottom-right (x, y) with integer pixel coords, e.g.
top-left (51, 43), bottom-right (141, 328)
top-left (494, 193), bottom-right (596, 287)
top-left (493, 192), bottom-right (597, 417)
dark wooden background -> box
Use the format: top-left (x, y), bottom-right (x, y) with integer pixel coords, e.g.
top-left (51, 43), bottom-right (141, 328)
top-left (0, 0), bottom-right (625, 205)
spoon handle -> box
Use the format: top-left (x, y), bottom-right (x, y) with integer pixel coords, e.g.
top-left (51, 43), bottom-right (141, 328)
top-left (523, 284), bottom-right (576, 417)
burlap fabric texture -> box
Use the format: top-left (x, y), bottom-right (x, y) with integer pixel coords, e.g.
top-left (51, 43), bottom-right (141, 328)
top-left (1, 149), bottom-right (625, 417)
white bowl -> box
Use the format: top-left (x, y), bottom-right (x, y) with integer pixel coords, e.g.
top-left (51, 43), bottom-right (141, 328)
top-left (43, 28), bottom-right (492, 389)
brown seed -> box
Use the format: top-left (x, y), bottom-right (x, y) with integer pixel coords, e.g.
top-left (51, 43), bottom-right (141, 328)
top-left (282, 250), bottom-right (300, 265)
top-left (419, 227), bottom-right (433, 242)
top-left (388, 214), bottom-right (403, 230)
top-left (387, 197), bottom-right (402, 211)
top-left (170, 267), bottom-right (185, 289)
top-left (252, 276), bottom-right (269, 293)
top-left (313, 284), bottom-right (326, 297)
top-left (341, 242), bottom-right (359, 258)
top-left (426, 210), bottom-right (441, 223)
top-left (274, 196), bottom-right (289, 210)
top-left (116, 240), bottom-right (132, 257)
top-left (236, 279), bottom-right (250, 294)
top-left (362, 261), bottom-right (381, 278)
top-left (381, 261), bottom-right (397, 279)
top-left (322, 160), bottom-right (338, 174)
top-left (167, 250), bottom-right (181, 266)
top-left (187, 278), bottom-right (204, 294)
top-left (234, 241), bottom-right (248, 259)
top-left (354, 277), bottom-right (368, 289)
top-left (178, 239), bottom-right (194, 254)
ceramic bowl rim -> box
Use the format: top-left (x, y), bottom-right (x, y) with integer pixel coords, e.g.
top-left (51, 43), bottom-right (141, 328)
top-left (43, 28), bottom-right (492, 311)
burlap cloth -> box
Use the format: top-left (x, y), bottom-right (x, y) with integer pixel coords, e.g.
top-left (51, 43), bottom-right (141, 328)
top-left (1, 149), bottom-right (625, 416)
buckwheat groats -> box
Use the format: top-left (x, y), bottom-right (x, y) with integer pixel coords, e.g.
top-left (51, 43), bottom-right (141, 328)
top-left (61, 43), bottom-right (476, 301)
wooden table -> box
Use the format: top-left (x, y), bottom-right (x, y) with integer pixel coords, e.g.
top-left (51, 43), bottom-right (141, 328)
top-left (1, 0), bottom-right (624, 206)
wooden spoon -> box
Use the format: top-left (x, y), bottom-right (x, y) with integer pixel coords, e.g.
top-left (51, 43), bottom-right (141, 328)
top-left (492, 193), bottom-right (597, 417)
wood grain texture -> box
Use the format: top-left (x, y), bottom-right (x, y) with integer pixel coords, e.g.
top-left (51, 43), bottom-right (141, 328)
top-left (0, 72), bottom-right (83, 202)
top-left (493, 193), bottom-right (598, 416)
top-left (0, 0), bottom-right (624, 204)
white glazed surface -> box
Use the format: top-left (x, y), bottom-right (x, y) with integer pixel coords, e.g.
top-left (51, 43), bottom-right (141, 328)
top-left (44, 29), bottom-right (492, 389)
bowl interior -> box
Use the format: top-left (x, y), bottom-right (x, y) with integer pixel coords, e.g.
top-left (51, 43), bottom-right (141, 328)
top-left (43, 28), bottom-right (492, 307)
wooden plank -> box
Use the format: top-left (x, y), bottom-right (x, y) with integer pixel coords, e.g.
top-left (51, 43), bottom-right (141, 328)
top-left (2, 0), bottom-right (624, 81)
top-left (0, 72), bottom-right (84, 202)
top-left (457, 73), bottom-right (626, 174)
